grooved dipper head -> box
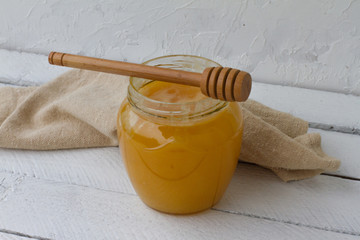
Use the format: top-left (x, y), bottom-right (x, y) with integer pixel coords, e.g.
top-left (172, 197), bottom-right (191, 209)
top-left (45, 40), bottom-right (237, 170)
top-left (200, 67), bottom-right (252, 102)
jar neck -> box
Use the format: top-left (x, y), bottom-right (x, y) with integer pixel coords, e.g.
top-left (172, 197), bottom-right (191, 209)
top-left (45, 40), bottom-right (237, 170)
top-left (127, 79), bottom-right (227, 122)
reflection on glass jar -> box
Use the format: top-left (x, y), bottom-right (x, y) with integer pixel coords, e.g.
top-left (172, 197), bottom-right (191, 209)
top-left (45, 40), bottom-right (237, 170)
top-left (117, 55), bottom-right (244, 214)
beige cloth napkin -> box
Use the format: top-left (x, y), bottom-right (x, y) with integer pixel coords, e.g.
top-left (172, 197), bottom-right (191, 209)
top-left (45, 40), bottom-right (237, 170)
top-left (0, 69), bottom-right (340, 181)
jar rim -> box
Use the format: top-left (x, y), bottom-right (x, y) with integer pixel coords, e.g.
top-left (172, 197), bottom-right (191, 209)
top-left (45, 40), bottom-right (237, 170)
top-left (142, 54), bottom-right (221, 69)
top-left (128, 55), bottom-right (227, 120)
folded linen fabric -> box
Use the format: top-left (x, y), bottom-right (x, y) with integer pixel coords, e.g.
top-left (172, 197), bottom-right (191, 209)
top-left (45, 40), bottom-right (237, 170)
top-left (0, 69), bottom-right (340, 181)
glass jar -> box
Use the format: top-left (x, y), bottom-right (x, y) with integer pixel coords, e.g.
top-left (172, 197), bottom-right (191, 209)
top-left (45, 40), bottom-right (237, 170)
top-left (117, 55), bottom-right (244, 214)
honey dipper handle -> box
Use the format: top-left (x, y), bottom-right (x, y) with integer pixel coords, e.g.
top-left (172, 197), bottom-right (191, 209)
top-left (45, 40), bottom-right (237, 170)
top-left (49, 52), bottom-right (252, 102)
top-left (48, 52), bottom-right (201, 87)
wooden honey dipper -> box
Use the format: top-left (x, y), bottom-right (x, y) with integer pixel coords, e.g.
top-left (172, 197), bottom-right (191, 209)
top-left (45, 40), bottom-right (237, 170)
top-left (48, 52), bottom-right (252, 102)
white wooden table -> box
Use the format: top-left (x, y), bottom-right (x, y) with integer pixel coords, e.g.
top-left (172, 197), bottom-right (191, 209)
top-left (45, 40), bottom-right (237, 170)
top-left (1, 49), bottom-right (360, 240)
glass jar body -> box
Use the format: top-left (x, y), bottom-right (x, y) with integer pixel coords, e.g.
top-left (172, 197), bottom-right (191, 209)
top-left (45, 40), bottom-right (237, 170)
top-left (117, 55), bottom-right (244, 214)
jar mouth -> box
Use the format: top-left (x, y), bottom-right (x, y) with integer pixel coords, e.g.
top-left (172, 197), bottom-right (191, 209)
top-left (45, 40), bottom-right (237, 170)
top-left (141, 54), bottom-right (221, 70)
top-left (128, 55), bottom-right (227, 121)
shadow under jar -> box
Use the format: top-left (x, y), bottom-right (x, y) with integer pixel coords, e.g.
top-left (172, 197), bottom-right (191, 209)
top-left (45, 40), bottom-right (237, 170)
top-left (117, 55), bottom-right (244, 214)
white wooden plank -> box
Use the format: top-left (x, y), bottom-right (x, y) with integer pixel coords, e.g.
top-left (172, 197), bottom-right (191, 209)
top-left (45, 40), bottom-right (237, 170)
top-left (0, 82), bottom-right (19, 87)
top-left (217, 164), bottom-right (360, 236)
top-left (250, 82), bottom-right (360, 133)
top-left (308, 128), bottom-right (360, 178)
top-left (0, 49), bottom-right (66, 86)
top-left (1, 149), bottom-right (360, 236)
top-left (1, 48), bottom-right (359, 132)
top-left (0, 233), bottom-right (35, 240)
top-left (0, 171), bottom-right (357, 240)
top-left (0, 147), bottom-right (135, 194)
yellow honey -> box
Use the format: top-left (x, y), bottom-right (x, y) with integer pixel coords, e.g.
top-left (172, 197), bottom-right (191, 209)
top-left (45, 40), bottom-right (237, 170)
top-left (117, 80), bottom-right (243, 214)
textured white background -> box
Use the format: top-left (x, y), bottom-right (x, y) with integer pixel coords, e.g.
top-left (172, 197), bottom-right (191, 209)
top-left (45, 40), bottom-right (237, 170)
top-left (0, 0), bottom-right (359, 95)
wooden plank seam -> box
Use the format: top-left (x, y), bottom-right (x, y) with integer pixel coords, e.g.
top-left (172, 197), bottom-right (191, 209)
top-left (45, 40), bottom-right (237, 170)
top-left (211, 208), bottom-right (360, 237)
top-left (0, 229), bottom-right (52, 240)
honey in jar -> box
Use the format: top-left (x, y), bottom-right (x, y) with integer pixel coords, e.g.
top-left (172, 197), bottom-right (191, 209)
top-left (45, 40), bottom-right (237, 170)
top-left (117, 55), bottom-right (244, 214)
